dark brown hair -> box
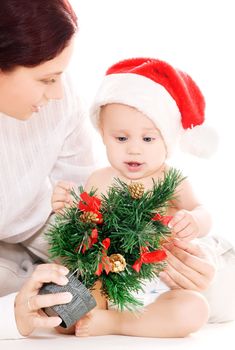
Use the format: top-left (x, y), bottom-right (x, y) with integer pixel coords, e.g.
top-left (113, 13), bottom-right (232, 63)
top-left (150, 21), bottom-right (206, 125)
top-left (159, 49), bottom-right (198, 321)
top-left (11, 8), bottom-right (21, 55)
top-left (0, 0), bottom-right (77, 71)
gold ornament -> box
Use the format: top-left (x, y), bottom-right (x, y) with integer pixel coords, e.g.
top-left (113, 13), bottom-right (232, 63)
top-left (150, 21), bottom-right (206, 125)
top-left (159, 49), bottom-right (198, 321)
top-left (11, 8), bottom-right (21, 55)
top-left (128, 182), bottom-right (145, 199)
top-left (80, 211), bottom-right (99, 223)
top-left (109, 253), bottom-right (126, 273)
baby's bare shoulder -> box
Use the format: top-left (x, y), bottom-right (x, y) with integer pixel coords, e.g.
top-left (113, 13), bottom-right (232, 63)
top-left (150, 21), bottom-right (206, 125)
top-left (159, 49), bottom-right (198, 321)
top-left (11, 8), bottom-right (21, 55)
top-left (85, 167), bottom-right (115, 193)
top-left (90, 166), bottom-right (114, 179)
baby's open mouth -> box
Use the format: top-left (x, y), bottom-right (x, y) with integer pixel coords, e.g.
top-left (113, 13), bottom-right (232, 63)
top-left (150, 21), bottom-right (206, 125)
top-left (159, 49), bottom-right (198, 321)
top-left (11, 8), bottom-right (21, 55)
top-left (125, 162), bottom-right (142, 167)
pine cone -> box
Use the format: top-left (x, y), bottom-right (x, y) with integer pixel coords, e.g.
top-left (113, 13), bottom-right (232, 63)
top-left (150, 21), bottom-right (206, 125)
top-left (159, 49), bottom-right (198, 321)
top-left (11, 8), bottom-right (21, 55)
top-left (80, 211), bottom-right (99, 223)
top-left (128, 182), bottom-right (145, 199)
top-left (109, 253), bottom-right (126, 273)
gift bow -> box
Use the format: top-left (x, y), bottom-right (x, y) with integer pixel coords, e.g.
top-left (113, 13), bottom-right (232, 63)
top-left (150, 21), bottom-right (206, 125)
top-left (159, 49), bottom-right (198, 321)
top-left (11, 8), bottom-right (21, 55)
top-left (151, 213), bottom-right (173, 226)
top-left (78, 192), bottom-right (103, 223)
top-left (132, 246), bottom-right (167, 272)
top-left (82, 228), bottom-right (98, 253)
top-left (95, 238), bottom-right (111, 276)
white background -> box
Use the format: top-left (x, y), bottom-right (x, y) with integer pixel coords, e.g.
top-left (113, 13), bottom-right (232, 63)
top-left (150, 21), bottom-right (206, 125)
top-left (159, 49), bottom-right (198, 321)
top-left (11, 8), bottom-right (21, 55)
top-left (69, 0), bottom-right (235, 243)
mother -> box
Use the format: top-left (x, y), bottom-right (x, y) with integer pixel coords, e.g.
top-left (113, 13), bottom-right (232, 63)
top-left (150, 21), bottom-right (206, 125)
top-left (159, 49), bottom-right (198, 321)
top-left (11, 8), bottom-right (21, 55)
top-left (0, 0), bottom-right (232, 340)
top-left (0, 0), bottom-right (94, 338)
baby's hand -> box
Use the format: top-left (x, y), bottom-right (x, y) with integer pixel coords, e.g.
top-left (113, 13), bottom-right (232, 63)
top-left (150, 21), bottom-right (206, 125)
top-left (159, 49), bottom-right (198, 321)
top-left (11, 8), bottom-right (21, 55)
top-left (168, 210), bottom-right (199, 241)
top-left (51, 181), bottom-right (74, 213)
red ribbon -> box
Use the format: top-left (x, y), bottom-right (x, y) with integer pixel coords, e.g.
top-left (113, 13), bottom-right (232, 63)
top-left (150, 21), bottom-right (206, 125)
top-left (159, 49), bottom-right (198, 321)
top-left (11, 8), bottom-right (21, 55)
top-left (151, 213), bottom-right (173, 226)
top-left (132, 246), bottom-right (167, 272)
top-left (74, 228), bottom-right (98, 253)
top-left (78, 192), bottom-right (101, 212)
top-left (82, 228), bottom-right (98, 253)
top-left (78, 192), bottom-right (103, 224)
top-left (95, 238), bottom-right (111, 276)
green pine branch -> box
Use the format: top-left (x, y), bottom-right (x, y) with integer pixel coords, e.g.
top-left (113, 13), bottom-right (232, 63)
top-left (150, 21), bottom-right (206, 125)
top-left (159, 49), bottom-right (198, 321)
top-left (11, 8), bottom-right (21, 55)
top-left (45, 167), bottom-right (184, 310)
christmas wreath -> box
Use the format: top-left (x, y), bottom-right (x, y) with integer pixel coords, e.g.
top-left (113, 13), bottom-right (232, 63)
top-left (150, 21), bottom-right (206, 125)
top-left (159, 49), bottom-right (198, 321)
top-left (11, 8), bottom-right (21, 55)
top-left (46, 168), bottom-right (184, 310)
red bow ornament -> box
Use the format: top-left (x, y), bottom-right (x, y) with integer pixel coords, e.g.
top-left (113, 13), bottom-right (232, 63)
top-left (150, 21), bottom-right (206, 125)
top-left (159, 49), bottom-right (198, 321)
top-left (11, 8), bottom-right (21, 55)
top-left (95, 238), bottom-right (112, 276)
top-left (132, 246), bottom-right (166, 272)
top-left (151, 213), bottom-right (173, 226)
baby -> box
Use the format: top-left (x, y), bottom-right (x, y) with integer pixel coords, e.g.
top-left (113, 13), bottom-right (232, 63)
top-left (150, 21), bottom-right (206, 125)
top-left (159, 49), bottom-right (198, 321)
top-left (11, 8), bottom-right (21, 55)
top-left (52, 57), bottom-right (218, 337)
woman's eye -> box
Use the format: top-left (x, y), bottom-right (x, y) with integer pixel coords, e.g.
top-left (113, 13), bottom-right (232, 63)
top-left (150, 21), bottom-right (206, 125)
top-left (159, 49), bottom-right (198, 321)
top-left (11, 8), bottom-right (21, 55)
top-left (116, 137), bottom-right (128, 142)
top-left (42, 78), bottom-right (57, 85)
top-left (143, 137), bottom-right (154, 142)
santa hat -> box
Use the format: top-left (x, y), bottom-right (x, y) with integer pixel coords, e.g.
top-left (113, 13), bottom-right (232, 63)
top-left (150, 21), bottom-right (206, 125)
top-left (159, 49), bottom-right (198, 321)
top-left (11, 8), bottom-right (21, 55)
top-left (90, 57), bottom-right (218, 158)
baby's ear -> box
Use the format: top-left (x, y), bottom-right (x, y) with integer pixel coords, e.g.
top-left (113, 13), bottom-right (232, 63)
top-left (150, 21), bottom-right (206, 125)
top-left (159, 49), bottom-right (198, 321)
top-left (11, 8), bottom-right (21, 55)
top-left (97, 120), bottom-right (106, 144)
top-left (98, 127), bottom-right (104, 144)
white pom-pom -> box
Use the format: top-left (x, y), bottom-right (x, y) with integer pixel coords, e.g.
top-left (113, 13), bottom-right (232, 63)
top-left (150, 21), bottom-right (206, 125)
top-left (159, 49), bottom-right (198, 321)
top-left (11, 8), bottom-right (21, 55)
top-left (180, 125), bottom-right (219, 158)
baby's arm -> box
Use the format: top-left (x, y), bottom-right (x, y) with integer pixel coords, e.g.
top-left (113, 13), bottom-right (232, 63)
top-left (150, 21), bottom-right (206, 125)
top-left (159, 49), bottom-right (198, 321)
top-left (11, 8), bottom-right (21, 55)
top-left (51, 168), bottom-right (113, 213)
top-left (51, 170), bottom-right (104, 213)
top-left (168, 179), bottom-right (212, 241)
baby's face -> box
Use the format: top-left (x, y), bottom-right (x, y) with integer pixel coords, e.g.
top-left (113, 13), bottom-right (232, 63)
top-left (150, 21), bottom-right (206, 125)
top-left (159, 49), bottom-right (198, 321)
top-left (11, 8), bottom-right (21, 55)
top-left (99, 103), bottom-right (167, 181)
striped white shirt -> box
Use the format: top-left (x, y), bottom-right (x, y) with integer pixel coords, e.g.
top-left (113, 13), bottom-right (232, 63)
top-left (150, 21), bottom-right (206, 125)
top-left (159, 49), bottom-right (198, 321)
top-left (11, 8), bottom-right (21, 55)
top-left (0, 77), bottom-right (95, 243)
top-left (0, 77), bottom-right (96, 339)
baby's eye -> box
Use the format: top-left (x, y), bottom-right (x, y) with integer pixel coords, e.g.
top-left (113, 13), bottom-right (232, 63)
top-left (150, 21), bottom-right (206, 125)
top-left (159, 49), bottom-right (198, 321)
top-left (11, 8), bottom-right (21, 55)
top-left (143, 137), bottom-right (155, 142)
top-left (116, 137), bottom-right (128, 142)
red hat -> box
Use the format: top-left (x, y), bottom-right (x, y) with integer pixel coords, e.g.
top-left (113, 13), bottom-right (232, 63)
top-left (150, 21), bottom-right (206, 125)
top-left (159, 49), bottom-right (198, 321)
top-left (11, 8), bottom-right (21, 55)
top-left (90, 57), bottom-right (218, 158)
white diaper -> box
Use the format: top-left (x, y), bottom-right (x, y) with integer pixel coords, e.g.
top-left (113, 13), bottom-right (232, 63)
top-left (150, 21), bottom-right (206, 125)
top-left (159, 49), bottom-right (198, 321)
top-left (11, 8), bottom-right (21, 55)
top-left (200, 236), bottom-right (235, 323)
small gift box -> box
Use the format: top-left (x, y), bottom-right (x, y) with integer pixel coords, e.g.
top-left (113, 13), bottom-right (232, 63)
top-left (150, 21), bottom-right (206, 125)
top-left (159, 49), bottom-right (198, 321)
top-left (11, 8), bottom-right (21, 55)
top-left (40, 273), bottom-right (96, 328)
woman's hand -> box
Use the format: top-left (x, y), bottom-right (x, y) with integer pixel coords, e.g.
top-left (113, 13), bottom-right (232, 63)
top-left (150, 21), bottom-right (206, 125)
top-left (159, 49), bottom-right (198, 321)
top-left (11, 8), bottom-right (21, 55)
top-left (14, 264), bottom-right (72, 336)
top-left (160, 239), bottom-right (215, 291)
top-left (51, 181), bottom-right (74, 213)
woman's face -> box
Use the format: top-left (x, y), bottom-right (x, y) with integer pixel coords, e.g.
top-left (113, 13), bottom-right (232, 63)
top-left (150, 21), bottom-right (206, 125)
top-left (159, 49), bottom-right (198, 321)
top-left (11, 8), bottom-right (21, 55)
top-left (0, 38), bottom-right (74, 120)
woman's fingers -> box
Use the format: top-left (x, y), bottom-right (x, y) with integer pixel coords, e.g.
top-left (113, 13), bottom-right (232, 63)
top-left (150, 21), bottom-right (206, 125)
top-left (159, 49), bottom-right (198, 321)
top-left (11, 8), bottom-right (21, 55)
top-left (163, 258), bottom-right (212, 291)
top-left (159, 271), bottom-right (181, 289)
top-left (167, 259), bottom-right (208, 290)
top-left (168, 211), bottom-right (185, 228)
top-left (176, 225), bottom-right (196, 239)
top-left (24, 264), bottom-right (69, 293)
top-left (165, 240), bottom-right (210, 274)
top-left (15, 263), bottom-right (71, 336)
top-left (172, 239), bottom-right (205, 256)
top-left (164, 248), bottom-right (200, 289)
top-left (28, 292), bottom-right (72, 311)
top-left (162, 240), bottom-right (215, 291)
top-left (31, 315), bottom-right (62, 329)
top-left (172, 220), bottom-right (188, 235)
top-left (160, 269), bottom-right (196, 290)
